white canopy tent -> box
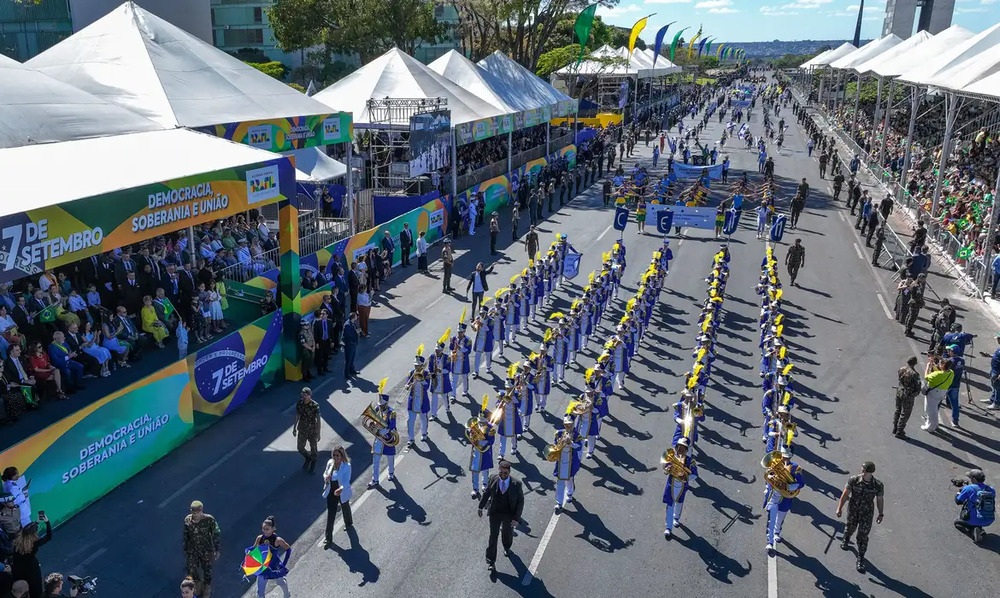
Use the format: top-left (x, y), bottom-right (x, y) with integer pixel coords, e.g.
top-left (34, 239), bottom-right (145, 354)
top-left (922, 34), bottom-right (1000, 91)
top-left (862, 25), bottom-right (972, 78)
top-left (477, 51), bottom-right (575, 115)
top-left (851, 31), bottom-right (932, 75)
top-left (637, 48), bottom-right (680, 73)
top-left (0, 53), bottom-right (164, 149)
top-left (26, 1), bottom-right (333, 128)
top-left (314, 47), bottom-right (510, 126)
top-left (897, 22), bottom-right (1000, 86)
top-left (554, 45), bottom-right (645, 77)
top-left (802, 43), bottom-right (856, 68)
top-left (800, 48), bottom-right (834, 69)
top-left (829, 35), bottom-right (903, 71)
top-left (428, 50), bottom-right (523, 113)
top-left (282, 147), bottom-right (347, 183)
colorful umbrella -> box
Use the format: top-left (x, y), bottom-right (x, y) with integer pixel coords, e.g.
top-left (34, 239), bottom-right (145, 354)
top-left (242, 544), bottom-right (272, 577)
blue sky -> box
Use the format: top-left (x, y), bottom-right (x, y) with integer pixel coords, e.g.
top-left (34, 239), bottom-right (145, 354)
top-left (596, 0), bottom-right (1000, 43)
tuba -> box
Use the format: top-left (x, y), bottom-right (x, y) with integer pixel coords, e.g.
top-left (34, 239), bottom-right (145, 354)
top-left (761, 450), bottom-right (800, 499)
top-left (660, 448), bottom-right (692, 480)
top-left (569, 398), bottom-right (593, 416)
top-left (466, 417), bottom-right (493, 450)
top-left (545, 430), bottom-right (574, 462)
top-left (361, 404), bottom-right (399, 446)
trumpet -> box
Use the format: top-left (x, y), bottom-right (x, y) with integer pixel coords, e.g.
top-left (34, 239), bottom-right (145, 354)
top-left (466, 417), bottom-right (494, 450)
top-left (361, 404), bottom-right (399, 446)
top-left (761, 450), bottom-right (800, 499)
top-left (660, 447), bottom-right (692, 480)
top-left (405, 370), bottom-right (425, 391)
top-left (545, 430), bottom-right (574, 462)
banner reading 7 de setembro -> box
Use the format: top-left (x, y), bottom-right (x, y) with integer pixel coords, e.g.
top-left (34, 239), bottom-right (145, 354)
top-left (0, 157), bottom-right (295, 284)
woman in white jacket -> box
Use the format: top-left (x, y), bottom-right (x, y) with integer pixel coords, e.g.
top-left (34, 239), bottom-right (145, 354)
top-left (323, 445), bottom-right (354, 546)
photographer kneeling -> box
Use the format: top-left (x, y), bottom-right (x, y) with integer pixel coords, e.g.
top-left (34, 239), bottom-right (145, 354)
top-left (954, 469), bottom-right (996, 544)
top-left (43, 573), bottom-right (77, 598)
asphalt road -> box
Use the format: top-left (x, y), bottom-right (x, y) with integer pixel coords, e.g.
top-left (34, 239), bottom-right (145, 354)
top-left (42, 79), bottom-right (1000, 598)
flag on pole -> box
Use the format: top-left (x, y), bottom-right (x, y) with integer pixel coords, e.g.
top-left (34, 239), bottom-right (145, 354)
top-left (614, 206), bottom-right (630, 231)
top-left (697, 37), bottom-right (708, 58)
top-left (574, 4), bottom-right (599, 66)
top-left (717, 43), bottom-right (725, 57)
top-left (652, 22), bottom-right (675, 68)
top-left (704, 38), bottom-right (713, 57)
top-left (38, 303), bottom-right (59, 323)
top-left (669, 28), bottom-right (689, 62)
top-left (628, 14), bottom-right (654, 56)
top-left (162, 297), bottom-right (176, 319)
top-left (687, 25), bottom-right (703, 59)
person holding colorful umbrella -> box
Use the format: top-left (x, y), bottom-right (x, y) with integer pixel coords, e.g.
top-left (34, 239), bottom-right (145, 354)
top-left (243, 515), bottom-right (291, 597)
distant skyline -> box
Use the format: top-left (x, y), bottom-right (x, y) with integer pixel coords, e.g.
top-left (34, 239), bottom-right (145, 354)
top-left (596, 0), bottom-right (1000, 45)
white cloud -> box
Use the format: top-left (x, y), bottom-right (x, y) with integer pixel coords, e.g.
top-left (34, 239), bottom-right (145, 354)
top-left (781, 0), bottom-right (835, 8)
top-left (982, 0), bottom-right (999, 5)
top-left (709, 7), bottom-right (741, 13)
top-left (760, 5), bottom-right (799, 15)
top-left (597, 3), bottom-right (643, 17)
top-left (695, 0), bottom-right (733, 7)
top-left (647, 0), bottom-right (693, 4)
top-left (956, 6), bottom-right (988, 11)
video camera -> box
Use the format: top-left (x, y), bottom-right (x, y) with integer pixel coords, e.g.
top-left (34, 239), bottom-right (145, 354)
top-left (68, 575), bottom-right (98, 595)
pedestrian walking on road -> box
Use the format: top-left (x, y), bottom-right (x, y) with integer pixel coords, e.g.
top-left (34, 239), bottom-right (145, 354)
top-left (183, 501), bottom-right (221, 598)
top-left (323, 446), bottom-right (354, 546)
top-left (489, 213), bottom-right (500, 256)
top-left (293, 387), bottom-right (321, 473)
top-left (836, 461), bottom-right (884, 573)
top-left (478, 460), bottom-right (524, 573)
top-left (525, 226), bottom-right (539, 260)
top-left (894, 356), bottom-right (921, 438)
top-left (785, 239), bottom-right (805, 285)
top-left (921, 355), bottom-right (953, 433)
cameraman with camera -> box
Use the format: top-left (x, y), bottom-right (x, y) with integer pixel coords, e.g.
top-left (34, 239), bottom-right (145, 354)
top-left (953, 469), bottom-right (996, 544)
top-left (42, 573), bottom-right (76, 598)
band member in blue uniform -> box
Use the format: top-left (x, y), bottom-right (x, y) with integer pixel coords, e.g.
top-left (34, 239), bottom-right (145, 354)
top-left (515, 364), bottom-right (536, 435)
top-left (405, 347), bottom-right (431, 447)
top-left (610, 328), bottom-right (630, 389)
top-left (763, 448), bottom-right (805, 553)
top-left (468, 397), bottom-right (496, 498)
top-left (450, 322), bottom-right (472, 401)
top-left (491, 298), bottom-right (506, 360)
top-left (428, 337), bottom-right (452, 421)
top-left (575, 389), bottom-right (602, 459)
top-left (496, 372), bottom-right (523, 458)
top-left (672, 390), bottom-right (705, 447)
top-left (504, 282), bottom-right (520, 345)
top-left (552, 415), bottom-right (583, 514)
top-left (663, 437), bottom-right (698, 538)
top-left (472, 308), bottom-right (495, 379)
top-left (531, 342), bottom-right (554, 412)
top-left (368, 381), bottom-right (397, 488)
top-left (553, 317), bottom-right (571, 384)
top-left (765, 405), bottom-right (797, 453)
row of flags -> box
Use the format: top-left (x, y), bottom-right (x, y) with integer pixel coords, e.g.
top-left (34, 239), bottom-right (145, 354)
top-left (573, 6), bottom-right (747, 68)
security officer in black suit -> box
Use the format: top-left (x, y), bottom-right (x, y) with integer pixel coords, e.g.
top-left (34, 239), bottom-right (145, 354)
top-left (477, 460), bottom-right (524, 573)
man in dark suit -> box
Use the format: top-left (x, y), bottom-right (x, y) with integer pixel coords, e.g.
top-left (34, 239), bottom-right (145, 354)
top-left (465, 262), bottom-right (495, 316)
top-left (65, 322), bottom-right (101, 377)
top-left (120, 271), bottom-right (144, 315)
top-left (347, 263), bottom-right (361, 315)
top-left (114, 251), bottom-right (138, 290)
top-left (399, 223), bottom-right (414, 267)
top-left (477, 460), bottom-right (524, 572)
top-left (312, 310), bottom-right (333, 374)
top-left (320, 295), bottom-right (343, 353)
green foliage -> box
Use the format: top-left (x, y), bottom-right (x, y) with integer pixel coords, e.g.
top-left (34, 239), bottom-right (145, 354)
top-left (609, 26), bottom-right (646, 51)
top-left (268, 0), bottom-right (444, 63)
top-left (536, 44), bottom-right (582, 78)
top-left (229, 47), bottom-right (271, 63)
top-left (288, 82), bottom-right (307, 93)
top-left (245, 61), bottom-right (289, 81)
top-left (844, 80), bottom-right (907, 105)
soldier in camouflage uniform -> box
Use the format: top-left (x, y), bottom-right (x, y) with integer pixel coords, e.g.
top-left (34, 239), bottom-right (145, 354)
top-left (836, 462), bottom-right (885, 573)
top-left (183, 500), bottom-right (221, 598)
top-left (894, 356), bottom-right (921, 438)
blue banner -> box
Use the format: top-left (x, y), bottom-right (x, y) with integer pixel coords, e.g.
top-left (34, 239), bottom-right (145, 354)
top-left (673, 163), bottom-right (724, 180)
top-left (770, 215), bottom-right (787, 242)
top-left (649, 204), bottom-right (715, 230)
top-left (563, 251), bottom-right (582, 279)
top-left (652, 23), bottom-right (674, 68)
top-left (723, 208), bottom-right (740, 236)
top-left (614, 206), bottom-right (630, 231)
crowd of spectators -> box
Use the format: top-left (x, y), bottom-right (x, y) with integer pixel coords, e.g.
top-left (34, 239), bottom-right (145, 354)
top-left (456, 125), bottom-right (556, 176)
top-left (0, 212), bottom-right (278, 426)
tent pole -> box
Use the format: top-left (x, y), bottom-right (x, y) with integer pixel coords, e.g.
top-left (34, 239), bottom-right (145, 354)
top-left (930, 92), bottom-right (959, 229)
top-left (900, 86), bottom-right (920, 194)
top-left (850, 73), bottom-right (862, 140)
top-left (873, 76), bottom-right (883, 133)
top-left (346, 140), bottom-right (355, 235)
top-left (878, 78), bottom-right (894, 167)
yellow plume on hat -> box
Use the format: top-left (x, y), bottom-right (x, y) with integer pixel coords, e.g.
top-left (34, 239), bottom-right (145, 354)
top-left (528, 351), bottom-right (540, 361)
top-left (702, 318), bottom-right (711, 332)
top-left (459, 306), bottom-right (467, 324)
top-left (775, 324), bottom-right (784, 337)
top-left (481, 394), bottom-right (489, 412)
top-left (529, 258), bottom-right (535, 268)
top-left (510, 274), bottom-right (519, 285)
top-left (549, 312), bottom-right (565, 320)
top-left (583, 285), bottom-right (591, 292)
top-left (782, 391), bottom-right (793, 405)
top-left (585, 367), bottom-right (595, 383)
top-left (482, 296), bottom-right (492, 306)
top-left (565, 401), bottom-right (582, 415)
top-left (571, 299), bottom-right (582, 310)
top-left (778, 345), bottom-right (787, 360)
top-left (613, 242), bottom-right (620, 252)
top-left (543, 328), bottom-right (554, 344)
top-left (604, 339), bottom-right (617, 349)
top-left (653, 251), bottom-right (662, 260)
top-left (782, 363), bottom-right (794, 375)
top-left (535, 251), bottom-right (541, 262)
top-left (602, 251), bottom-right (611, 262)
top-left (589, 272), bottom-right (595, 285)
top-left (775, 289), bottom-right (783, 301)
top-left (775, 314), bottom-right (784, 326)
top-left (378, 377), bottom-right (388, 395)
top-left (697, 348), bottom-right (706, 362)
top-left (626, 298), bottom-right (636, 312)
top-left (416, 343), bottom-right (425, 358)
top-left (522, 268), bottom-right (528, 278)
top-left (495, 288), bottom-right (509, 299)
top-left (507, 363), bottom-right (519, 378)
top-left (620, 315), bottom-right (629, 325)
top-left (438, 328), bottom-right (451, 346)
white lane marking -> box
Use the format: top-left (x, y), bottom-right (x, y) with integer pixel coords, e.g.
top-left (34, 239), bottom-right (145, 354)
top-left (424, 295), bottom-right (447, 312)
top-left (320, 448), bottom-right (413, 547)
top-left (522, 512), bottom-right (561, 586)
top-left (373, 324), bottom-right (407, 348)
top-left (596, 223), bottom-right (614, 241)
top-left (838, 211), bottom-right (847, 224)
top-left (678, 239), bottom-right (685, 247)
top-left (157, 435), bottom-right (258, 508)
top-left (853, 243), bottom-right (865, 260)
top-left (79, 547), bottom-right (107, 568)
top-left (768, 551), bottom-right (778, 598)
top-left (875, 293), bottom-right (893, 319)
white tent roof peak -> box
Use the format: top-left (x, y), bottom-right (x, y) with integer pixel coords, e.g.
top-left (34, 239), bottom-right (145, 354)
top-left (897, 22), bottom-right (1000, 86)
top-left (829, 35), bottom-right (903, 70)
top-left (0, 52), bottom-right (165, 149)
top-left (803, 42), bottom-right (857, 68)
top-left (800, 48), bottom-right (834, 68)
top-left (26, 1), bottom-right (334, 128)
top-left (477, 51), bottom-right (573, 110)
top-left (863, 25), bottom-right (972, 78)
top-left (428, 50), bottom-right (522, 113)
top-left (314, 47), bottom-right (510, 126)
top-left (852, 30), bottom-right (932, 75)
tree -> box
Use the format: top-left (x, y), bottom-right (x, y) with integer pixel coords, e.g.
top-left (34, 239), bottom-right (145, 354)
top-left (267, 0), bottom-right (444, 64)
top-left (609, 26), bottom-right (645, 51)
top-left (541, 15), bottom-right (614, 54)
top-left (230, 47), bottom-right (271, 63)
top-left (246, 61), bottom-right (289, 81)
top-left (454, 0), bottom-right (617, 69)
top-left (536, 44), bottom-right (581, 78)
